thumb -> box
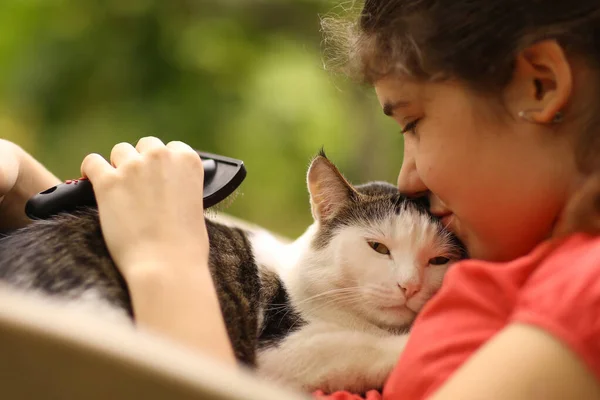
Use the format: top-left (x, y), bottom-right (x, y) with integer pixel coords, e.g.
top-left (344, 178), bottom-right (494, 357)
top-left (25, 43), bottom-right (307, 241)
top-left (0, 140), bottom-right (21, 197)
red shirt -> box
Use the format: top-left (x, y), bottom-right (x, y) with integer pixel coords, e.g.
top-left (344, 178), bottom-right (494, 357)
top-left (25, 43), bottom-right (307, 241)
top-left (313, 233), bottom-right (600, 400)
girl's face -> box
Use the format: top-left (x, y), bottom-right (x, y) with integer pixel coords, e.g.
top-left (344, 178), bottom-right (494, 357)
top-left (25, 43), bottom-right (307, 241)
top-left (374, 77), bottom-right (578, 261)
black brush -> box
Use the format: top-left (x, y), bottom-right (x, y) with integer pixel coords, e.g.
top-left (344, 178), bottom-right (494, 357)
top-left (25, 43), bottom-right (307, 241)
top-left (25, 150), bottom-right (246, 220)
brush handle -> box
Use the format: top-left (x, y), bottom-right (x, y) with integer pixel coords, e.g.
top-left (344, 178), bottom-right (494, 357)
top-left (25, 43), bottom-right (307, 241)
top-left (25, 151), bottom-right (245, 220)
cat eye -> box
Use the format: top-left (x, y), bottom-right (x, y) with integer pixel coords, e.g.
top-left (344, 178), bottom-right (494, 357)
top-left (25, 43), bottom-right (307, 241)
top-left (429, 256), bottom-right (450, 265)
top-left (368, 241), bottom-right (390, 256)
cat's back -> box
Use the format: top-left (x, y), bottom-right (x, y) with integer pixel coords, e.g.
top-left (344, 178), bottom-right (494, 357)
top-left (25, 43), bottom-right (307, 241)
top-left (0, 208), bottom-right (297, 366)
top-left (0, 208), bottom-right (130, 310)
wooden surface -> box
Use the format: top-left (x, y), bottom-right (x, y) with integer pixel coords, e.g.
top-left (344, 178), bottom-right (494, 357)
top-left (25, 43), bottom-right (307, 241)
top-left (0, 214), bottom-right (302, 400)
top-left (0, 286), bottom-right (308, 400)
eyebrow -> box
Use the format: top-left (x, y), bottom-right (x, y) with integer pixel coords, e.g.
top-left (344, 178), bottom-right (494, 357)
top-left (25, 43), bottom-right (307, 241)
top-left (382, 100), bottom-right (411, 116)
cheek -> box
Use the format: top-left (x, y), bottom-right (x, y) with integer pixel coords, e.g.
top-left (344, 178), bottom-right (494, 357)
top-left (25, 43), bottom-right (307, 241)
top-left (415, 112), bottom-right (521, 257)
top-left (413, 123), bottom-right (472, 205)
top-left (415, 89), bottom-right (491, 203)
top-left (434, 135), bottom-right (564, 261)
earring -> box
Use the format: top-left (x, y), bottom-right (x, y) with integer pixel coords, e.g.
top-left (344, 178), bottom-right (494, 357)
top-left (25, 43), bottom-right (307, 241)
top-left (518, 110), bottom-right (564, 124)
top-left (552, 111), bottom-right (564, 123)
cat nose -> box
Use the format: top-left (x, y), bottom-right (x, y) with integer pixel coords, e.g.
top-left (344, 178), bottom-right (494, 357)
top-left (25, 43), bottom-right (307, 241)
top-left (398, 282), bottom-right (421, 298)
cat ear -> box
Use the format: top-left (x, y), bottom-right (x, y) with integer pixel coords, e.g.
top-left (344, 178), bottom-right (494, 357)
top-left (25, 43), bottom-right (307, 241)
top-left (307, 150), bottom-right (358, 222)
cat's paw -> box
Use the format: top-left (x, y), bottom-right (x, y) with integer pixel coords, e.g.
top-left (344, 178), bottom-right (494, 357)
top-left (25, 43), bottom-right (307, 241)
top-left (293, 334), bottom-right (409, 394)
top-left (300, 368), bottom-right (388, 394)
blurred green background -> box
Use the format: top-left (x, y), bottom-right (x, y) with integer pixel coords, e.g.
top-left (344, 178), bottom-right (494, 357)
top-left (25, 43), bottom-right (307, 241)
top-left (0, 0), bottom-right (402, 238)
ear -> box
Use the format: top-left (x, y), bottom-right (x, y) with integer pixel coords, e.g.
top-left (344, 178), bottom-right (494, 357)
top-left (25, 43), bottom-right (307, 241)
top-left (307, 151), bottom-right (358, 222)
top-left (504, 40), bottom-right (572, 123)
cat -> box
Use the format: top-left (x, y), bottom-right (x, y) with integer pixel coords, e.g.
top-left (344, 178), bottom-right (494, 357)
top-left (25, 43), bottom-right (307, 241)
top-left (0, 151), bottom-right (465, 393)
top-left (254, 153), bottom-right (466, 393)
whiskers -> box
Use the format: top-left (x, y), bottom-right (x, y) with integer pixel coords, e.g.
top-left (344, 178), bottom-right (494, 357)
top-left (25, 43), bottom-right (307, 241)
top-left (264, 286), bottom-right (367, 333)
top-left (296, 286), bottom-right (366, 311)
top-left (359, 284), bottom-right (401, 305)
top-left (266, 286), bottom-right (365, 315)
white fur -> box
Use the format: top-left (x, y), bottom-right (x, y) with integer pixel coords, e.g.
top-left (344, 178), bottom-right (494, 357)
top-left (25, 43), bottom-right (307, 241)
top-left (258, 322), bottom-right (409, 393)
top-left (251, 229), bottom-right (299, 276)
top-left (255, 205), bottom-right (458, 393)
top-left (0, 282), bottom-right (133, 327)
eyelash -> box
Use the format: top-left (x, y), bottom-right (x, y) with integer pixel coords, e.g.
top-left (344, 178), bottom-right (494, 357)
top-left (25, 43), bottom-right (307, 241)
top-left (400, 118), bottom-right (421, 135)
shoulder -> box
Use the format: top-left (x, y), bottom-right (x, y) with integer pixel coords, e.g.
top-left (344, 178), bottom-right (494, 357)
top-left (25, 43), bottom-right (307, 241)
top-left (520, 233), bottom-right (600, 295)
top-left (441, 233), bottom-right (600, 295)
top-left (535, 233), bottom-right (600, 270)
top-left (512, 234), bottom-right (600, 381)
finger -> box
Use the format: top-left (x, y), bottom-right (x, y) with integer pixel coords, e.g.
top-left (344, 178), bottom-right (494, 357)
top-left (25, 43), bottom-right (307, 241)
top-left (135, 136), bottom-right (165, 154)
top-left (166, 141), bottom-right (204, 174)
top-left (166, 140), bottom-right (195, 154)
top-left (110, 142), bottom-right (140, 167)
top-left (81, 153), bottom-right (114, 182)
top-left (0, 141), bottom-right (20, 195)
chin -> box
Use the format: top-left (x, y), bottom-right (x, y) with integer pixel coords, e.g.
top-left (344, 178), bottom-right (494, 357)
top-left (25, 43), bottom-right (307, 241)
top-left (468, 240), bottom-right (516, 262)
top-left (371, 306), bottom-right (416, 330)
top-left (467, 226), bottom-right (550, 262)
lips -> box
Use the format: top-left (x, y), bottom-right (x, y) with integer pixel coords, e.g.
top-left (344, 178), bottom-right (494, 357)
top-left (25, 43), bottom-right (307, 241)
top-left (430, 209), bottom-right (453, 225)
top-left (440, 214), bottom-right (453, 227)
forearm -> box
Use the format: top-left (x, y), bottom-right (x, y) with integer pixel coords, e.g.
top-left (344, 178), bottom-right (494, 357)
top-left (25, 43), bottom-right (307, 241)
top-left (125, 259), bottom-right (237, 367)
top-left (0, 140), bottom-right (60, 231)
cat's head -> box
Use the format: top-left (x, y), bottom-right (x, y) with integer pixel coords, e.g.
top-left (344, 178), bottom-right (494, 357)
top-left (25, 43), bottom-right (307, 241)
top-left (292, 151), bottom-right (466, 330)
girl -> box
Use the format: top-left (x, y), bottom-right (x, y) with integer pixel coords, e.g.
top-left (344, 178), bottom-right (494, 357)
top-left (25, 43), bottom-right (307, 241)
top-left (3, 0), bottom-right (600, 398)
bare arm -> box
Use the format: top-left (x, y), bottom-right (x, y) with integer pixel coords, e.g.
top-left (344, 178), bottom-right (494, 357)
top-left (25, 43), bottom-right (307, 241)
top-left (430, 323), bottom-right (600, 400)
top-left (0, 140), bottom-right (61, 231)
top-left (125, 260), bottom-right (236, 366)
top-left (81, 137), bottom-right (236, 367)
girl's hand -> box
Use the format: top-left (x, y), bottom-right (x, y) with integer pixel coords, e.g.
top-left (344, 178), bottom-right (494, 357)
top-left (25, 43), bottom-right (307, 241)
top-left (82, 137), bottom-right (235, 364)
top-left (0, 140), bottom-right (60, 232)
top-left (0, 140), bottom-right (20, 204)
top-left (80, 136), bottom-right (209, 279)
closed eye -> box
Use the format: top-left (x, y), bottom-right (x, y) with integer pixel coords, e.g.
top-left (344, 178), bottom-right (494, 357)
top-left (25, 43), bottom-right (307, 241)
top-left (368, 241), bottom-right (390, 256)
top-left (429, 256), bottom-right (450, 265)
top-left (400, 118), bottom-right (421, 135)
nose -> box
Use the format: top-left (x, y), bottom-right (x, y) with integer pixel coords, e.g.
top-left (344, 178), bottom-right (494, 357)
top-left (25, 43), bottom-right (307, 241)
top-left (398, 282), bottom-right (422, 299)
top-left (397, 139), bottom-right (428, 196)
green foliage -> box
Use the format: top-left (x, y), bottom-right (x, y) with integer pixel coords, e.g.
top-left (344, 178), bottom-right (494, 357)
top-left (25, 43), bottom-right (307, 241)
top-left (0, 0), bottom-right (402, 238)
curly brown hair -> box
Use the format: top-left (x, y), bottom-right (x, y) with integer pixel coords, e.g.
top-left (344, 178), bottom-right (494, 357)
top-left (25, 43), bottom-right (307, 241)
top-left (322, 0), bottom-right (600, 235)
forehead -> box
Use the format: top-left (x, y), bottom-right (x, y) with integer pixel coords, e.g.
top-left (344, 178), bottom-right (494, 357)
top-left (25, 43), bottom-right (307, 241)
top-left (373, 76), bottom-right (424, 107)
top-left (328, 194), bottom-right (434, 235)
top-left (312, 201), bottom-right (437, 250)
top-left (374, 76), bottom-right (474, 106)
